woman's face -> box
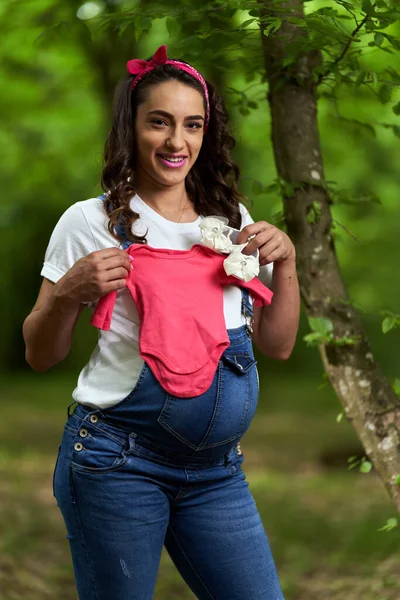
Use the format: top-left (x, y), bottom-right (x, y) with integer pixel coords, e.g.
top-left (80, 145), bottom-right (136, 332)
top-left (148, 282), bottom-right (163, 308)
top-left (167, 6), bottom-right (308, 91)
top-left (134, 80), bottom-right (205, 189)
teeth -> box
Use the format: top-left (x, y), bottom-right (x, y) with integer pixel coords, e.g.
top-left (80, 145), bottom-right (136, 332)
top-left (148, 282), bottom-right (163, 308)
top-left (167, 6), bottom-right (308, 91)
top-left (161, 156), bottom-right (185, 162)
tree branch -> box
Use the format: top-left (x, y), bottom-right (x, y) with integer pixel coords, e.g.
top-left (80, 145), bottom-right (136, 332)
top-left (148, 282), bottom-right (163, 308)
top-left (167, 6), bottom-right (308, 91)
top-left (316, 15), bottom-right (369, 86)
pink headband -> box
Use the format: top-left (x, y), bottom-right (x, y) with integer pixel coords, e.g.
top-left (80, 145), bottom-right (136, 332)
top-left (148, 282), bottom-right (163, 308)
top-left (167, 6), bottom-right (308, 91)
top-left (126, 45), bottom-right (210, 132)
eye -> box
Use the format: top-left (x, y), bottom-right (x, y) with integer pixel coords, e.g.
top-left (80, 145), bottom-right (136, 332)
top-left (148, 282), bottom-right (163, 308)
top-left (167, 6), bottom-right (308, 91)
top-left (150, 118), bottom-right (168, 127)
top-left (187, 122), bottom-right (202, 130)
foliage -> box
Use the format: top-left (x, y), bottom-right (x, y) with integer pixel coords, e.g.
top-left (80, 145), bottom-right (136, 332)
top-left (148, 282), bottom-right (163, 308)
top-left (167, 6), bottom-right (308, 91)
top-left (304, 317), bottom-right (360, 347)
top-left (1, 0), bottom-right (399, 382)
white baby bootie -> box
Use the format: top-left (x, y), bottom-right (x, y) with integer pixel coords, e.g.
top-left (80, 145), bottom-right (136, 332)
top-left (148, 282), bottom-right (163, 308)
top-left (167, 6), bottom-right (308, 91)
top-left (199, 216), bottom-right (260, 282)
top-left (199, 216), bottom-right (234, 253)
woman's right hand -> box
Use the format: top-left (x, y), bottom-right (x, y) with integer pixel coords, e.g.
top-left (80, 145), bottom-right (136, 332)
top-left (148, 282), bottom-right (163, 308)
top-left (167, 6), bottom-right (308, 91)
top-left (54, 247), bottom-right (133, 306)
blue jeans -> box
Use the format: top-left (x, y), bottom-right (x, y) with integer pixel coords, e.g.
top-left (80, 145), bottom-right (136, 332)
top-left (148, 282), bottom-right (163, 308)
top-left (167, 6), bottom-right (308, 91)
top-left (53, 325), bottom-right (284, 599)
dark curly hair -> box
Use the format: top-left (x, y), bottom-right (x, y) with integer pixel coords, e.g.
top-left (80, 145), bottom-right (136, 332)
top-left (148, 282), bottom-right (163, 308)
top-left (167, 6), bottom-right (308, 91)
top-left (101, 58), bottom-right (250, 244)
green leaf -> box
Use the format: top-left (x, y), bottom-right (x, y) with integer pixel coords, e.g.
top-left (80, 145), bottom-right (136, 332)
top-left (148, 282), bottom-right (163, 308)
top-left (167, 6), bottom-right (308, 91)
top-left (386, 66), bottom-right (400, 83)
top-left (336, 412), bottom-right (344, 423)
top-left (303, 332), bottom-right (329, 347)
top-left (360, 460), bottom-right (372, 473)
top-left (378, 517), bottom-right (398, 532)
top-left (308, 317), bottom-right (334, 336)
top-left (348, 455), bottom-right (361, 470)
top-left (386, 35), bottom-right (400, 50)
top-left (395, 475), bottom-right (400, 486)
top-left (378, 84), bottom-right (392, 104)
top-left (348, 455), bottom-right (359, 463)
top-left (393, 101), bottom-right (400, 116)
top-left (362, 0), bottom-right (376, 16)
top-left (306, 201), bottom-right (322, 224)
top-left (375, 32), bottom-right (385, 46)
top-left (166, 17), bottom-right (180, 38)
top-left (263, 18), bottom-right (281, 36)
top-left (392, 125), bottom-right (400, 139)
top-left (371, 72), bottom-right (378, 89)
top-left (247, 100), bottom-right (259, 109)
top-left (355, 70), bottom-right (367, 86)
top-left (238, 18), bottom-right (257, 30)
top-left (382, 316), bottom-right (396, 333)
top-left (135, 16), bottom-right (152, 31)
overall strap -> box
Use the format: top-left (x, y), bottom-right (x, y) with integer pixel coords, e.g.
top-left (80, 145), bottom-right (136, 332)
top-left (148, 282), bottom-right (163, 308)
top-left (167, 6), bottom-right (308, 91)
top-left (98, 194), bottom-right (131, 250)
top-left (241, 288), bottom-right (254, 334)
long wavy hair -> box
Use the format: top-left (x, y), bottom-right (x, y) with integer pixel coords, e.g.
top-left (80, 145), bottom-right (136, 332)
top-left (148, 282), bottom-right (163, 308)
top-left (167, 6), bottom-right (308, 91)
top-left (101, 58), bottom-right (250, 244)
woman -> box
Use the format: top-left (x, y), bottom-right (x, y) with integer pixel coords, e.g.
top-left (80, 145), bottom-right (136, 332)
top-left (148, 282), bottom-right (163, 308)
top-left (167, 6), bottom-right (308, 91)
top-left (23, 45), bottom-right (299, 600)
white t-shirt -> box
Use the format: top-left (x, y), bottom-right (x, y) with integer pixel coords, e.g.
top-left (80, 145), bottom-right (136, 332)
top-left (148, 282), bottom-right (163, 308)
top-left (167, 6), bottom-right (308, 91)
top-left (41, 194), bottom-right (273, 408)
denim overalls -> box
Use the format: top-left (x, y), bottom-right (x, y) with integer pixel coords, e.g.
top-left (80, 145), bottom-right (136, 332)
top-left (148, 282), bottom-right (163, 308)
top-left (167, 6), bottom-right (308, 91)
top-left (53, 207), bottom-right (284, 600)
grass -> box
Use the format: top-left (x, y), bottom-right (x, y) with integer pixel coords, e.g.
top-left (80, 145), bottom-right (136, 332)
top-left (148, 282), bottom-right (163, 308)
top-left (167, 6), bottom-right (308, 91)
top-left (1, 371), bottom-right (399, 599)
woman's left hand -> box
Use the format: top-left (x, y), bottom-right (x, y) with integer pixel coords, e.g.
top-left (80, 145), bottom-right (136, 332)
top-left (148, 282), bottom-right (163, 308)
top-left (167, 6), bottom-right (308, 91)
top-left (236, 221), bottom-right (296, 266)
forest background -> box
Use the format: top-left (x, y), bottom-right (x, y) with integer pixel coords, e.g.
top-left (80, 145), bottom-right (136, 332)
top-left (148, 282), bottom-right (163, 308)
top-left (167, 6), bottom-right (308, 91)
top-left (1, 0), bottom-right (400, 598)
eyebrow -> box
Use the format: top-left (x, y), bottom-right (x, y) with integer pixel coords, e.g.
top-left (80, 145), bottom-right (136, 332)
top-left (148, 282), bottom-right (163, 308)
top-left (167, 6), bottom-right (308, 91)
top-left (148, 110), bottom-right (204, 121)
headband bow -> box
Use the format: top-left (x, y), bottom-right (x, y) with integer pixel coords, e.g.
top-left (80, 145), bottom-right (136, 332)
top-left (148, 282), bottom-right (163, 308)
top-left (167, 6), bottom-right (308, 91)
top-left (127, 44), bottom-right (169, 75)
top-left (126, 45), bottom-right (210, 132)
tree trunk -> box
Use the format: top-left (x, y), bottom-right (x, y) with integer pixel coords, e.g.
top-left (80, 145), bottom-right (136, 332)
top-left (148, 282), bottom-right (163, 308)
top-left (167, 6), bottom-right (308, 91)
top-left (258, 0), bottom-right (400, 510)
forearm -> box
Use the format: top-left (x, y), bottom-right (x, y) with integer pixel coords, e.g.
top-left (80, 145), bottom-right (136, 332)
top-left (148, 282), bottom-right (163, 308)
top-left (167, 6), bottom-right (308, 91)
top-left (23, 284), bottom-right (83, 372)
top-left (255, 258), bottom-right (300, 359)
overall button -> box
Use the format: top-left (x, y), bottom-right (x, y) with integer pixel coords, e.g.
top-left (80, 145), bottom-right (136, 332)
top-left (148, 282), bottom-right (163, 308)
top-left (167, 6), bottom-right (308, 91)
top-left (236, 442), bottom-right (242, 456)
top-left (79, 428), bottom-right (88, 438)
top-left (89, 414), bottom-right (99, 423)
top-left (74, 442), bottom-right (84, 451)
top-left (234, 357), bottom-right (244, 370)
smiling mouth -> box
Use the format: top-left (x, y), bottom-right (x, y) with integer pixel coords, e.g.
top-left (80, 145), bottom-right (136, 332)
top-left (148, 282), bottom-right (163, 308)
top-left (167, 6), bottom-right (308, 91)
top-left (157, 154), bottom-right (187, 163)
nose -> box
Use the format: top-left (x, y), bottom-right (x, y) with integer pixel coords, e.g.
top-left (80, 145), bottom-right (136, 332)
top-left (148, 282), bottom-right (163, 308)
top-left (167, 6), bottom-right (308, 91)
top-left (165, 126), bottom-right (184, 151)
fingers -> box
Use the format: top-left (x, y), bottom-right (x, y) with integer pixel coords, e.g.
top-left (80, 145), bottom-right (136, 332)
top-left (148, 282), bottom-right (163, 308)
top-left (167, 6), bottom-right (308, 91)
top-left (87, 248), bottom-right (132, 278)
top-left (236, 222), bottom-right (273, 247)
top-left (240, 225), bottom-right (275, 255)
top-left (91, 247), bottom-right (128, 260)
top-left (101, 279), bottom-right (128, 295)
top-left (101, 266), bottom-right (130, 282)
top-left (102, 255), bottom-right (133, 273)
top-left (238, 222), bottom-right (294, 264)
top-left (259, 241), bottom-right (281, 265)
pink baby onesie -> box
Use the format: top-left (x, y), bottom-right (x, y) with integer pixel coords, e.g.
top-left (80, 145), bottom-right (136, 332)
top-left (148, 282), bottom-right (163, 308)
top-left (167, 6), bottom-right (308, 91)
top-left (91, 244), bottom-right (273, 397)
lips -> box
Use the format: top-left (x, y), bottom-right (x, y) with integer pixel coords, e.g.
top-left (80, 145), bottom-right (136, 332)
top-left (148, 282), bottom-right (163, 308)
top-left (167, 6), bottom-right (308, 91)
top-left (158, 154), bottom-right (187, 160)
top-left (157, 154), bottom-right (188, 168)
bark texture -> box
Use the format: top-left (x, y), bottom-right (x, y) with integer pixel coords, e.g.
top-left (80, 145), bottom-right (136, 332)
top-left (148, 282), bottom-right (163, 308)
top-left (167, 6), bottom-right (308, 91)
top-left (258, 0), bottom-right (400, 509)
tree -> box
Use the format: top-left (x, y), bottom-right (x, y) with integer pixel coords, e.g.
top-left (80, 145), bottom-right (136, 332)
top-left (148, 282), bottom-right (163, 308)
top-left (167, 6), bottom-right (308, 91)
top-left (257, 0), bottom-right (400, 510)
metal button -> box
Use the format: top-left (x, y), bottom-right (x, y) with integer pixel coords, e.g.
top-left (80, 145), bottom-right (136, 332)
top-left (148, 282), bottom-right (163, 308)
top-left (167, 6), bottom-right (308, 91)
top-left (74, 442), bottom-right (84, 451)
top-left (79, 428), bottom-right (88, 438)
top-left (234, 356), bottom-right (244, 370)
top-left (236, 442), bottom-right (242, 456)
top-left (89, 414), bottom-right (99, 423)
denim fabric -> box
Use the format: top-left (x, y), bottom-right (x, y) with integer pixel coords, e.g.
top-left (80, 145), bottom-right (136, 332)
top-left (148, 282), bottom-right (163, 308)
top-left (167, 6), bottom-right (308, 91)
top-left (53, 326), bottom-right (284, 599)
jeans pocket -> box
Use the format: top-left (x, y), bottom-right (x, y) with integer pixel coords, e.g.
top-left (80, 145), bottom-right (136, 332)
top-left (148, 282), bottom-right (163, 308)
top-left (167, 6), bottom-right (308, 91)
top-left (70, 422), bottom-right (128, 474)
top-left (220, 352), bottom-right (257, 375)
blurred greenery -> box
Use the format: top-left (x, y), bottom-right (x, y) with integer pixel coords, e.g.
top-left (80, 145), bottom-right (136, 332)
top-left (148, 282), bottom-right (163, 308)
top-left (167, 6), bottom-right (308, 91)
top-left (1, 0), bottom-right (400, 598)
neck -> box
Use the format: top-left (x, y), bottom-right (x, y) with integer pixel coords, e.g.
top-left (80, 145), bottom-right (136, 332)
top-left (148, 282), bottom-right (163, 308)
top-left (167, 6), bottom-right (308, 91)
top-left (134, 179), bottom-right (189, 212)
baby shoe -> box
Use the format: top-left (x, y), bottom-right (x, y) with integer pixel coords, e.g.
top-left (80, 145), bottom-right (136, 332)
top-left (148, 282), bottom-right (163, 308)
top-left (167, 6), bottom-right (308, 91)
top-left (223, 245), bottom-right (260, 282)
top-left (199, 216), bottom-right (234, 253)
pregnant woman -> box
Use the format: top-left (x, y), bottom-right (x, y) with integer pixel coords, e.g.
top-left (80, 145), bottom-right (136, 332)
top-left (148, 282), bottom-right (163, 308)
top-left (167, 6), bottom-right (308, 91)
top-left (23, 44), bottom-right (300, 600)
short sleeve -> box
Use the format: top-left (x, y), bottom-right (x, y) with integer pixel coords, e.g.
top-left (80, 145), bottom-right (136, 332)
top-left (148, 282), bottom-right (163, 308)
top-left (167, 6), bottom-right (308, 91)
top-left (239, 203), bottom-right (274, 288)
top-left (41, 203), bottom-right (99, 283)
